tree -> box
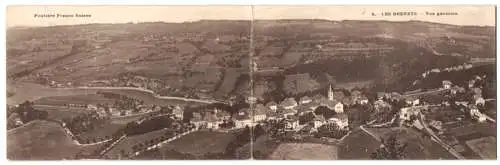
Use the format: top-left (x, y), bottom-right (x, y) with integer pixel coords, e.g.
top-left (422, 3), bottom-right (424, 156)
top-left (38, 110), bottom-right (49, 120)
top-left (371, 133), bottom-right (408, 160)
top-left (315, 122), bottom-right (347, 139)
top-left (253, 124), bottom-right (265, 138)
top-left (314, 106), bottom-right (336, 119)
top-left (299, 112), bottom-right (315, 125)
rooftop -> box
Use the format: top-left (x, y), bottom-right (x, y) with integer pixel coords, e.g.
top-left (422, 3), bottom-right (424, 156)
top-left (297, 105), bottom-right (314, 114)
top-left (192, 112), bottom-right (203, 122)
top-left (299, 96), bottom-right (312, 102)
top-left (255, 104), bottom-right (270, 115)
top-left (442, 80), bottom-right (453, 85)
top-left (280, 97), bottom-right (298, 107)
top-left (266, 101), bottom-right (278, 107)
top-left (319, 99), bottom-right (341, 108)
top-left (203, 113), bottom-right (219, 122)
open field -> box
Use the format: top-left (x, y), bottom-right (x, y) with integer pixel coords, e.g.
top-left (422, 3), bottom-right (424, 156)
top-left (159, 130), bottom-right (237, 156)
top-left (214, 68), bottom-right (241, 97)
top-left (110, 113), bottom-right (151, 124)
top-left (76, 123), bottom-right (125, 141)
top-left (33, 94), bottom-right (116, 106)
top-left (33, 105), bottom-right (91, 121)
top-left (7, 120), bottom-right (100, 160)
top-left (7, 81), bottom-right (206, 106)
top-left (446, 122), bottom-right (497, 159)
top-left (268, 143), bottom-right (339, 160)
top-left (283, 73), bottom-right (321, 95)
top-left (335, 80), bottom-right (374, 90)
top-left (366, 127), bottom-right (456, 159)
top-left (7, 81), bottom-right (99, 105)
top-left (338, 128), bottom-right (381, 159)
top-left (447, 122), bottom-right (496, 137)
top-left (465, 136), bottom-right (497, 159)
top-left (252, 136), bottom-right (282, 159)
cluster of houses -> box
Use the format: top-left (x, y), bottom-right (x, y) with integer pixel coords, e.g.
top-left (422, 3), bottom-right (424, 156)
top-left (80, 102), bottom-right (184, 120)
top-left (454, 76), bottom-right (489, 122)
top-left (187, 84), bottom-right (371, 132)
top-left (421, 63), bottom-right (474, 78)
top-left (190, 108), bottom-right (232, 129)
top-left (398, 77), bottom-right (491, 130)
top-left (260, 85), bottom-right (360, 131)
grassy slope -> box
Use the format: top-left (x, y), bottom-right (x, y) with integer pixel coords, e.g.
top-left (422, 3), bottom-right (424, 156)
top-left (365, 127), bottom-right (456, 159)
top-left (33, 94), bottom-right (116, 106)
top-left (7, 120), bottom-right (100, 160)
top-left (159, 130), bottom-right (237, 156)
top-left (268, 143), bottom-right (339, 160)
top-left (338, 128), bottom-right (382, 159)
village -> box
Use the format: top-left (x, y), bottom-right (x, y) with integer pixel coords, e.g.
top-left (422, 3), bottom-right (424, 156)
top-left (6, 14), bottom-right (496, 160)
top-left (61, 71), bottom-right (492, 145)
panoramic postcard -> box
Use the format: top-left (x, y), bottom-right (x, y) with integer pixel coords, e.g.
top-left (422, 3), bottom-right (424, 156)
top-left (5, 5), bottom-right (496, 160)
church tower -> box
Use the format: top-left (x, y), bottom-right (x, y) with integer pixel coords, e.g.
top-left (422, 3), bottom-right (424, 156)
top-left (328, 84), bottom-right (334, 101)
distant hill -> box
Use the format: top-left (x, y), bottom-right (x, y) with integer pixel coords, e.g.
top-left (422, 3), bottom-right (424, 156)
top-left (6, 19), bottom-right (495, 100)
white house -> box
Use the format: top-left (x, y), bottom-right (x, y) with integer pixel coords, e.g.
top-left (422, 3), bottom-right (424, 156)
top-left (334, 102), bottom-right (344, 113)
top-left (280, 97), bottom-right (298, 110)
top-left (442, 80), bottom-right (453, 89)
top-left (328, 114), bottom-right (349, 130)
top-left (266, 110), bottom-right (279, 121)
top-left (254, 104), bottom-right (268, 122)
top-left (299, 96), bottom-right (313, 104)
top-left (173, 105), bottom-right (184, 120)
top-left (475, 97), bottom-right (486, 106)
top-left (319, 99), bottom-right (344, 113)
top-left (469, 105), bottom-right (486, 122)
top-left (234, 108), bottom-right (253, 128)
top-left (235, 118), bottom-right (253, 128)
top-left (358, 96), bottom-right (369, 105)
top-left (86, 104), bottom-right (98, 111)
top-left (203, 114), bottom-right (222, 129)
top-left (377, 92), bottom-right (387, 100)
top-left (405, 97), bottom-right (420, 106)
top-left (400, 107), bottom-right (420, 121)
top-left (313, 115), bottom-right (326, 128)
top-left (216, 110), bottom-right (231, 121)
top-left (285, 116), bottom-right (300, 130)
top-left (450, 85), bottom-right (466, 95)
top-left (266, 101), bottom-right (278, 111)
top-left (468, 80), bottom-right (476, 88)
top-left (191, 112), bottom-right (205, 128)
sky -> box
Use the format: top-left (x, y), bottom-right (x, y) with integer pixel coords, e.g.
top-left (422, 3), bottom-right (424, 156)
top-left (6, 5), bottom-right (496, 27)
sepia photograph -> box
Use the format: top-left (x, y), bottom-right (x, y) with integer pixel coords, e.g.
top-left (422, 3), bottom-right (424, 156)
top-left (4, 5), bottom-right (497, 160)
